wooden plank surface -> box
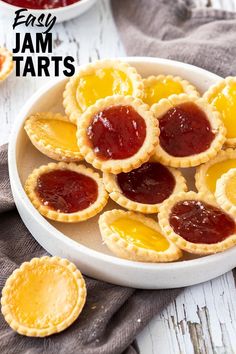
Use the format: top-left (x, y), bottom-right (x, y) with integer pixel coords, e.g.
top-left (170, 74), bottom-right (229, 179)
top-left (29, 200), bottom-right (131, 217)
top-left (0, 1), bottom-right (236, 353)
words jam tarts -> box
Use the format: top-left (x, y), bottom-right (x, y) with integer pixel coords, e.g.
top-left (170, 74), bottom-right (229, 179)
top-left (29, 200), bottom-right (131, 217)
top-left (159, 191), bottom-right (236, 255)
top-left (99, 210), bottom-right (182, 262)
top-left (24, 162), bottom-right (108, 222)
top-left (1, 257), bottom-right (86, 337)
top-left (215, 168), bottom-right (236, 218)
top-left (103, 157), bottom-right (187, 214)
top-left (203, 77), bottom-right (236, 147)
top-left (143, 74), bottom-right (199, 107)
top-left (151, 94), bottom-right (226, 168)
top-left (0, 47), bottom-right (14, 81)
top-left (77, 95), bottom-right (159, 174)
top-left (24, 112), bottom-right (83, 162)
top-left (195, 148), bottom-right (236, 197)
top-left (63, 59), bottom-right (144, 124)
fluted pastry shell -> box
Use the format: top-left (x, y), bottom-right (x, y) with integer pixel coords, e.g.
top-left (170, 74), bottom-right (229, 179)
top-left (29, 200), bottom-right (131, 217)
top-left (1, 256), bottom-right (86, 337)
top-left (103, 156), bottom-right (187, 214)
top-left (159, 191), bottom-right (236, 255)
top-left (99, 209), bottom-right (182, 262)
top-left (24, 162), bottom-right (108, 222)
top-left (77, 95), bottom-right (159, 174)
top-left (151, 94), bottom-right (226, 168)
top-left (24, 112), bottom-right (83, 162)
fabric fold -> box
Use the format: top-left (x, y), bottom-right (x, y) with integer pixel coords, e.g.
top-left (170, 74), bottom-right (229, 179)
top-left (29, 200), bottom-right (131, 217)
top-left (111, 0), bottom-right (236, 77)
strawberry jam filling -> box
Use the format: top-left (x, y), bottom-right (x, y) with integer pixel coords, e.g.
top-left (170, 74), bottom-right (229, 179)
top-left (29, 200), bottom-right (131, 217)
top-left (2, 0), bottom-right (79, 9)
top-left (117, 162), bottom-right (175, 204)
top-left (35, 170), bottom-right (98, 213)
top-left (87, 105), bottom-right (146, 160)
top-left (159, 102), bottom-right (215, 157)
top-left (170, 200), bottom-right (235, 244)
top-left (0, 55), bottom-right (4, 71)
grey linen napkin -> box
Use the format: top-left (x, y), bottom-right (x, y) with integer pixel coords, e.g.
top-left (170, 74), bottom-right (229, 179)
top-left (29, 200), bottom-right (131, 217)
top-left (111, 0), bottom-right (236, 77)
top-left (0, 143), bottom-right (180, 353)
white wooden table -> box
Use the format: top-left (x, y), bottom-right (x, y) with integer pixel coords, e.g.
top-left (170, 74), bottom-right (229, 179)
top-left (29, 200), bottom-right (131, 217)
top-left (1, 1), bottom-right (236, 353)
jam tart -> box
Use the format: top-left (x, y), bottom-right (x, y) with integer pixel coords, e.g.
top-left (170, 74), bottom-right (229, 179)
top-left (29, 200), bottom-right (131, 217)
top-left (103, 156), bottom-right (187, 214)
top-left (99, 210), bottom-right (182, 262)
top-left (143, 74), bottom-right (199, 107)
top-left (151, 94), bottom-right (226, 168)
top-left (25, 162), bottom-right (108, 222)
top-left (203, 77), bottom-right (236, 147)
top-left (159, 191), bottom-right (236, 255)
top-left (1, 256), bottom-right (86, 337)
top-left (63, 59), bottom-right (144, 124)
top-left (24, 112), bottom-right (83, 162)
top-left (77, 95), bottom-right (159, 174)
top-left (0, 47), bottom-right (14, 81)
top-left (195, 148), bottom-right (236, 197)
top-left (215, 168), bottom-right (236, 218)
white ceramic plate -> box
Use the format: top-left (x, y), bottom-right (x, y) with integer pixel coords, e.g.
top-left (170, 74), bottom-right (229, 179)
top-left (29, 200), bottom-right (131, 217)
top-left (0, 0), bottom-right (96, 23)
top-left (8, 57), bottom-right (236, 289)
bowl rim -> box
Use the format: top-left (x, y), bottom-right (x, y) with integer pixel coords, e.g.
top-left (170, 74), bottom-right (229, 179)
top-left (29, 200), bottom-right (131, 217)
top-left (8, 56), bottom-right (236, 272)
top-left (0, 0), bottom-right (95, 14)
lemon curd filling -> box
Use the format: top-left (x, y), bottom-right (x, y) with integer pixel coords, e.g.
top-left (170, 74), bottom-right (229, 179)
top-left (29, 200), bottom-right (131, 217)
top-left (205, 159), bottom-right (236, 193)
top-left (9, 263), bottom-right (78, 328)
top-left (225, 176), bottom-right (236, 205)
top-left (110, 217), bottom-right (169, 252)
top-left (35, 119), bottom-right (79, 152)
top-left (76, 68), bottom-right (133, 111)
top-left (143, 78), bottom-right (184, 106)
top-left (208, 82), bottom-right (236, 139)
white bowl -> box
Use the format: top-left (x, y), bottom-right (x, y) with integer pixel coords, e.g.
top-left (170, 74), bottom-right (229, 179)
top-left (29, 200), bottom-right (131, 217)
top-left (8, 57), bottom-right (236, 289)
top-left (0, 0), bottom-right (96, 23)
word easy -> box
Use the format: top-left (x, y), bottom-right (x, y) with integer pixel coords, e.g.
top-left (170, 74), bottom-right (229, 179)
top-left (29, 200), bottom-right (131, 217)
top-left (13, 9), bottom-right (56, 34)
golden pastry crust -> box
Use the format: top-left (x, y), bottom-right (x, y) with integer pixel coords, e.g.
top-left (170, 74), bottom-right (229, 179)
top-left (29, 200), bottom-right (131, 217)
top-left (203, 76), bottom-right (236, 147)
top-left (77, 95), bottom-right (159, 174)
top-left (151, 94), bottom-right (226, 168)
top-left (0, 47), bottom-right (14, 81)
top-left (24, 162), bottom-right (108, 222)
top-left (159, 191), bottom-right (236, 255)
top-left (24, 112), bottom-right (83, 162)
top-left (1, 256), bottom-right (86, 337)
top-left (103, 156), bottom-right (187, 214)
top-left (63, 59), bottom-right (144, 124)
top-left (99, 209), bottom-right (182, 262)
top-left (215, 168), bottom-right (236, 217)
top-left (143, 74), bottom-right (200, 107)
top-left (195, 148), bottom-right (236, 197)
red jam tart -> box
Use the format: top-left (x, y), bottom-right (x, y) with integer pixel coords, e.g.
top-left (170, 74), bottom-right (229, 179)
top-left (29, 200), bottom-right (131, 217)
top-left (159, 102), bottom-right (215, 157)
top-left (25, 162), bottom-right (108, 222)
top-left (159, 191), bottom-right (236, 255)
top-left (0, 48), bottom-right (14, 81)
top-left (103, 158), bottom-right (187, 213)
top-left (77, 95), bottom-right (159, 174)
top-left (151, 95), bottom-right (226, 168)
top-left (1, 0), bottom-right (80, 9)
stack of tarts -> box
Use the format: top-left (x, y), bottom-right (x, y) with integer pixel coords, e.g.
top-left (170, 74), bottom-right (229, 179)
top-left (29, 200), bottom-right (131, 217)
top-left (23, 59), bottom-right (236, 264)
